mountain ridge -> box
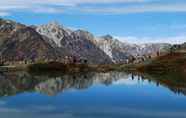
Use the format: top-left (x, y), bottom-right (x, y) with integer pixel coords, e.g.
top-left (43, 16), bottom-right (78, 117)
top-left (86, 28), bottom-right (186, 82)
top-left (0, 18), bottom-right (172, 65)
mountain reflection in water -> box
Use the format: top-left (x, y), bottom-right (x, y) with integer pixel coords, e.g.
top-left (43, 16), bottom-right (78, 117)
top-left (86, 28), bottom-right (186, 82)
top-left (0, 71), bottom-right (186, 118)
top-left (0, 71), bottom-right (134, 96)
top-left (0, 71), bottom-right (185, 97)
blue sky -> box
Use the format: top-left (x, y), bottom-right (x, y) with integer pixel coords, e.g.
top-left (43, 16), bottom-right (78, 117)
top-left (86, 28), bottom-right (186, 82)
top-left (1, 0), bottom-right (186, 44)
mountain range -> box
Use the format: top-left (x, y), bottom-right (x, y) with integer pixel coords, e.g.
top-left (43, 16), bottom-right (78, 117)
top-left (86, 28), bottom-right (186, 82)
top-left (0, 18), bottom-right (172, 64)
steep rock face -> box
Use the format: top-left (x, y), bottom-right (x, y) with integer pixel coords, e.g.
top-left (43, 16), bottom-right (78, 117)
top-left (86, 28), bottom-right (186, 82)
top-left (95, 35), bottom-right (113, 60)
top-left (95, 35), bottom-right (171, 63)
top-left (36, 23), bottom-right (113, 64)
top-left (95, 35), bottom-right (136, 63)
top-left (36, 22), bottom-right (72, 48)
top-left (0, 19), bottom-right (62, 62)
top-left (69, 30), bottom-right (112, 64)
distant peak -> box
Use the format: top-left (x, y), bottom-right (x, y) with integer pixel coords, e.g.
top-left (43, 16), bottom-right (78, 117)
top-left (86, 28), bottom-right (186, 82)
top-left (101, 34), bottom-right (113, 40)
top-left (75, 29), bottom-right (89, 33)
top-left (0, 18), bottom-right (15, 24)
top-left (48, 21), bottom-right (60, 26)
top-left (38, 21), bottom-right (63, 29)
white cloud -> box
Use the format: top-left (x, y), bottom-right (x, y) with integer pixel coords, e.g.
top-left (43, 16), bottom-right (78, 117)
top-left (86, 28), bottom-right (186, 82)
top-left (32, 7), bottom-right (64, 14)
top-left (79, 3), bottom-right (186, 14)
top-left (0, 12), bottom-right (10, 16)
top-left (115, 35), bottom-right (186, 44)
top-left (0, 0), bottom-right (186, 16)
top-left (0, 0), bottom-right (145, 15)
top-left (0, 0), bottom-right (146, 6)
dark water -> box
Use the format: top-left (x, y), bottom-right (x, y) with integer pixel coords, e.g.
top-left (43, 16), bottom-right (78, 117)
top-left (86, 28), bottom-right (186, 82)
top-left (0, 71), bottom-right (186, 118)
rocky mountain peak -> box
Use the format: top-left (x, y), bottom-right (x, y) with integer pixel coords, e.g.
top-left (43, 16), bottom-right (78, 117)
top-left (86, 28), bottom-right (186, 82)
top-left (101, 34), bottom-right (113, 40)
top-left (34, 21), bottom-right (113, 64)
top-left (0, 19), bottom-right (26, 34)
top-left (36, 21), bottom-right (72, 47)
top-left (48, 21), bottom-right (61, 27)
top-left (0, 19), bottom-right (63, 62)
top-left (73, 29), bottom-right (94, 41)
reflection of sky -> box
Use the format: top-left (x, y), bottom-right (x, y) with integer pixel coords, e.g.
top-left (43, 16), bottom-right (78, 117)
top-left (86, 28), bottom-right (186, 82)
top-left (113, 75), bottom-right (149, 86)
top-left (0, 74), bottom-right (186, 118)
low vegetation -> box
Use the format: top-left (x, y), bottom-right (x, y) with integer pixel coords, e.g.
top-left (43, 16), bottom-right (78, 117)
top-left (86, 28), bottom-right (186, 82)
top-left (27, 61), bottom-right (139, 73)
top-left (138, 52), bottom-right (186, 74)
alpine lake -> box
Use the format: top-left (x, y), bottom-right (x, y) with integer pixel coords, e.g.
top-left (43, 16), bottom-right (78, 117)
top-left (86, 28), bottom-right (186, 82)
top-left (0, 70), bottom-right (186, 118)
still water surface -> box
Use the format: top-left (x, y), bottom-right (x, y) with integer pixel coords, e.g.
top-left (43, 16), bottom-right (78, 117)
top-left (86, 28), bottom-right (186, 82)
top-left (0, 71), bottom-right (186, 118)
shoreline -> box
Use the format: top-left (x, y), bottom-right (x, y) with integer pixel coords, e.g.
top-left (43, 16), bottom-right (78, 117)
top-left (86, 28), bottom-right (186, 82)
top-left (0, 62), bottom-right (138, 73)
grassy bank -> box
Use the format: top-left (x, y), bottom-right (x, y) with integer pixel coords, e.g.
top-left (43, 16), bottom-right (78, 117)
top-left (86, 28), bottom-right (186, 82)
top-left (137, 52), bottom-right (186, 74)
top-left (27, 62), bottom-right (137, 73)
top-left (28, 62), bottom-right (91, 73)
top-left (0, 64), bottom-right (27, 72)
